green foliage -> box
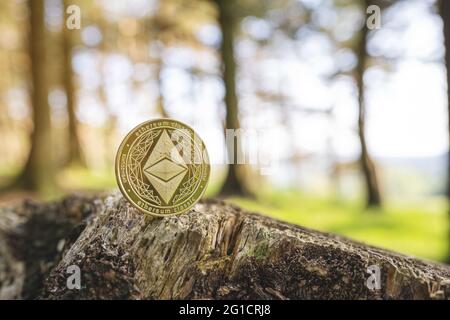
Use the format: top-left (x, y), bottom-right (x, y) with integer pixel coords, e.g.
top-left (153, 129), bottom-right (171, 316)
top-left (57, 166), bottom-right (117, 192)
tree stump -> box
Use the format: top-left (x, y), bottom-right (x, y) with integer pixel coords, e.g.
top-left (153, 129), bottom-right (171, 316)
top-left (1, 192), bottom-right (449, 299)
top-left (0, 194), bottom-right (103, 299)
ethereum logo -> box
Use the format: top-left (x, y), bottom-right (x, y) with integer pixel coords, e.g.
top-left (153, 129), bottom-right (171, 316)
top-left (143, 130), bottom-right (187, 204)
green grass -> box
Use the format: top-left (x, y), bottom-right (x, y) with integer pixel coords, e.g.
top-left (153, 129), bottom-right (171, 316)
top-left (230, 190), bottom-right (449, 263)
top-left (57, 166), bottom-right (117, 192)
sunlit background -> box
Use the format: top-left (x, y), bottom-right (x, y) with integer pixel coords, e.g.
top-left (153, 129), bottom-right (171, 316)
top-left (0, 0), bottom-right (449, 263)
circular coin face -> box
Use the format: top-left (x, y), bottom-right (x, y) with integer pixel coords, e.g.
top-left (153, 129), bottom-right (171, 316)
top-left (115, 119), bottom-right (210, 216)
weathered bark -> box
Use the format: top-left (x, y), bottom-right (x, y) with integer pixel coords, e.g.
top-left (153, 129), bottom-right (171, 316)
top-left (440, 0), bottom-right (450, 264)
top-left (0, 233), bottom-right (22, 299)
top-left (355, 1), bottom-right (382, 208)
top-left (0, 194), bottom-right (102, 299)
top-left (29, 192), bottom-right (450, 300)
top-left (214, 0), bottom-right (252, 197)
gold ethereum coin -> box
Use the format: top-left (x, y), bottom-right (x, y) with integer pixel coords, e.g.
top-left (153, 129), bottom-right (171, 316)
top-left (115, 119), bottom-right (210, 216)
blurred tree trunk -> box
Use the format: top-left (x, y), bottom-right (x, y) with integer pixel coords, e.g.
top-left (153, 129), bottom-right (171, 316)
top-left (96, 10), bottom-right (117, 168)
top-left (355, 8), bottom-right (382, 208)
top-left (13, 0), bottom-right (55, 194)
top-left (440, 0), bottom-right (450, 263)
top-left (155, 55), bottom-right (169, 118)
top-left (148, 1), bottom-right (169, 118)
top-left (214, 0), bottom-right (252, 197)
top-left (62, 1), bottom-right (85, 167)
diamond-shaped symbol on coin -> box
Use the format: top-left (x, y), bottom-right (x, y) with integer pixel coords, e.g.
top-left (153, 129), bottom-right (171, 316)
top-left (146, 159), bottom-right (186, 182)
top-left (142, 130), bottom-right (188, 204)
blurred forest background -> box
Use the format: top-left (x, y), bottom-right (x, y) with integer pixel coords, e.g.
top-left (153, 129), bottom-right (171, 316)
top-left (0, 0), bottom-right (450, 263)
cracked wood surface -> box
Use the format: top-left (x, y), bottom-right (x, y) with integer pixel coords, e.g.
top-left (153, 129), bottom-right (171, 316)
top-left (35, 192), bottom-right (449, 300)
top-left (0, 194), bottom-right (104, 299)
